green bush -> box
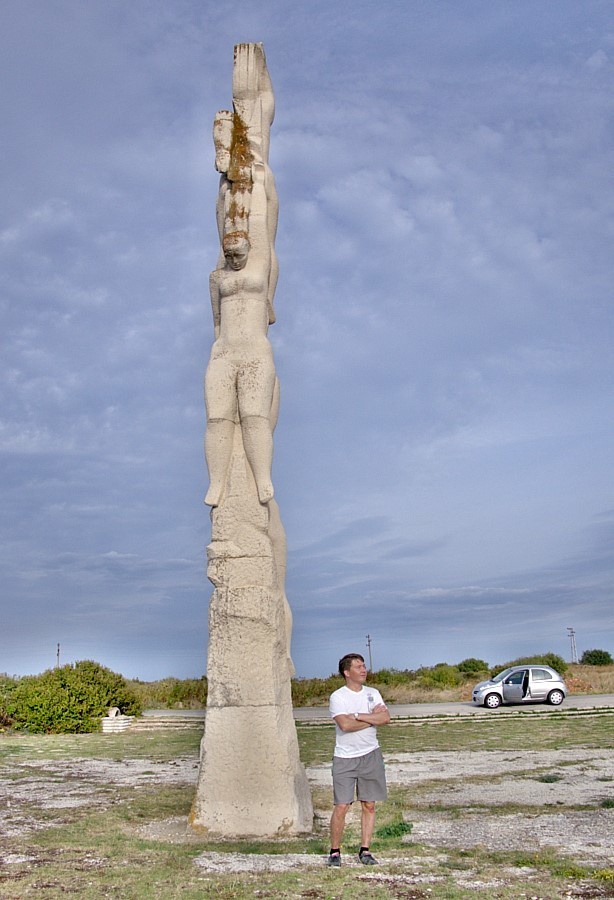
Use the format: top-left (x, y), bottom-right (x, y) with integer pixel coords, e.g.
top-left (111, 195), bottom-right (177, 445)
top-left (128, 676), bottom-right (208, 709)
top-left (168, 676), bottom-right (208, 707)
top-left (539, 652), bottom-right (568, 673)
top-left (6, 660), bottom-right (142, 733)
top-left (418, 663), bottom-right (463, 688)
top-left (580, 649), bottom-right (613, 666)
top-left (0, 673), bottom-right (17, 703)
top-left (457, 658), bottom-right (489, 676)
top-left (491, 652), bottom-right (568, 677)
top-left (0, 674), bottom-right (18, 728)
top-left (369, 668), bottom-right (415, 686)
top-left (128, 677), bottom-right (179, 708)
top-left (291, 674), bottom-right (342, 707)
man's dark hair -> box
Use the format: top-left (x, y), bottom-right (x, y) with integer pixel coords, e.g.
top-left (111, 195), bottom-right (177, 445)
top-left (338, 653), bottom-right (365, 678)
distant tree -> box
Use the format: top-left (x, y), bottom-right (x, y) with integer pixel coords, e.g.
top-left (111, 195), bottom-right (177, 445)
top-left (457, 658), bottom-right (489, 676)
top-left (580, 649), bottom-right (613, 666)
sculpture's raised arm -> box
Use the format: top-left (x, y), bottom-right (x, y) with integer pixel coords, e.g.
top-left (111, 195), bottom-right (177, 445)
top-left (232, 43), bottom-right (275, 166)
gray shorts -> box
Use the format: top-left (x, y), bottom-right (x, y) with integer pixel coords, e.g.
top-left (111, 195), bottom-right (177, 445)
top-left (332, 747), bottom-right (387, 805)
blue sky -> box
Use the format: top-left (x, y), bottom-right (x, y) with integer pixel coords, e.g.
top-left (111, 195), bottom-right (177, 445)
top-left (1, 1), bottom-right (612, 680)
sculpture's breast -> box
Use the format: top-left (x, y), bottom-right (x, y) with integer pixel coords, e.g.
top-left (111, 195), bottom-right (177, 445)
top-left (218, 263), bottom-right (267, 299)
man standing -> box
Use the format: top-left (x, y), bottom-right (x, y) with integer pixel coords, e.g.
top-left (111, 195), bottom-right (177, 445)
top-left (327, 653), bottom-right (391, 866)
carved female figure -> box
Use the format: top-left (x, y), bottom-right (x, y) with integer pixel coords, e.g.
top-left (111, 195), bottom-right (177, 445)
top-left (204, 44), bottom-right (279, 507)
top-left (204, 163), bottom-right (278, 506)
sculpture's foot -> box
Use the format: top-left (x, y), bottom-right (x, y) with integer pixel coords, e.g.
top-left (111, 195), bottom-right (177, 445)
top-left (204, 485), bottom-right (221, 507)
top-left (257, 481), bottom-right (274, 504)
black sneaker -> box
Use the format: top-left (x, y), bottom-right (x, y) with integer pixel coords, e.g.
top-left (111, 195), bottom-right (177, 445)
top-left (359, 850), bottom-right (378, 865)
top-left (327, 852), bottom-right (341, 867)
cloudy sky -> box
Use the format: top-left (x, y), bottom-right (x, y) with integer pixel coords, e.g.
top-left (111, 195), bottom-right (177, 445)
top-left (1, 1), bottom-right (612, 681)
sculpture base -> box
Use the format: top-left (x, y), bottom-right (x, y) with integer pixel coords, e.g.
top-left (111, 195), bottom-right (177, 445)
top-left (190, 705), bottom-right (313, 836)
top-left (191, 427), bottom-right (313, 837)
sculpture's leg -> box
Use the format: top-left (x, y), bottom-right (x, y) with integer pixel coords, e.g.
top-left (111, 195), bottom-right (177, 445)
top-left (241, 415), bottom-right (274, 504)
top-left (205, 357), bottom-right (239, 507)
top-left (204, 418), bottom-right (236, 506)
top-left (237, 356), bottom-right (276, 504)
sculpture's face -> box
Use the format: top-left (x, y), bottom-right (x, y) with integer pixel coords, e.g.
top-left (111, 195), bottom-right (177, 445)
top-left (224, 238), bottom-right (249, 270)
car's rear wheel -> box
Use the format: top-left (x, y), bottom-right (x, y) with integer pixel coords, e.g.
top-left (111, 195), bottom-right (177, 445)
top-left (547, 689), bottom-right (564, 706)
top-left (484, 693), bottom-right (502, 709)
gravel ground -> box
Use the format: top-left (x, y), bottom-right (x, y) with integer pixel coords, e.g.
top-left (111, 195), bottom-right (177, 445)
top-left (1, 749), bottom-right (612, 872)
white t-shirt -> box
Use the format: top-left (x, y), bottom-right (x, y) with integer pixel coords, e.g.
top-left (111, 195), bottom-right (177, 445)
top-left (329, 684), bottom-right (386, 758)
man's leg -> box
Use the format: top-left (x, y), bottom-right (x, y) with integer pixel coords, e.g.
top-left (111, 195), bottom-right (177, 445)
top-left (330, 803), bottom-right (351, 849)
top-left (360, 800), bottom-right (376, 849)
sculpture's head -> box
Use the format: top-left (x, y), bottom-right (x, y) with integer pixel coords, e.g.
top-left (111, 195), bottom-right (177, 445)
top-left (223, 231), bottom-right (250, 270)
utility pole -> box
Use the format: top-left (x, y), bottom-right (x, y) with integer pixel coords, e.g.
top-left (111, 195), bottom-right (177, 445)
top-left (365, 634), bottom-right (373, 672)
top-left (567, 627), bottom-right (578, 664)
top-left (56, 643), bottom-right (60, 668)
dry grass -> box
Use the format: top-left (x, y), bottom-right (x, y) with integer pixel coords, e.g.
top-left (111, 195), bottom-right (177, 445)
top-left (564, 664), bottom-right (614, 694)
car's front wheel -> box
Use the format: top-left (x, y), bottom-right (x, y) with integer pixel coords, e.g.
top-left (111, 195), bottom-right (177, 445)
top-left (547, 689), bottom-right (564, 706)
top-left (484, 693), bottom-right (502, 709)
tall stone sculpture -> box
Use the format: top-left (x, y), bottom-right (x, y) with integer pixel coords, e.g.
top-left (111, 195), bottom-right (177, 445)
top-left (190, 44), bottom-right (313, 837)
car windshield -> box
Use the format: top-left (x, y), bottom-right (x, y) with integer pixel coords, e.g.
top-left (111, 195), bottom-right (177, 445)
top-left (491, 667), bottom-right (514, 683)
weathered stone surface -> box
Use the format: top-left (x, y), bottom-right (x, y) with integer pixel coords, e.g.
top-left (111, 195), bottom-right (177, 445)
top-left (190, 43), bottom-right (313, 837)
top-left (190, 707), bottom-right (313, 836)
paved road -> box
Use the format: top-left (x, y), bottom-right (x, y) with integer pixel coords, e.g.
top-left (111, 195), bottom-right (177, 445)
top-left (293, 693), bottom-right (614, 720)
top-left (141, 694), bottom-right (614, 721)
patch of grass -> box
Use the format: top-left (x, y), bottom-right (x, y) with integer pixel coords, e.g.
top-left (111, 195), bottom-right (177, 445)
top-left (594, 868), bottom-right (614, 882)
top-left (535, 773), bottom-right (562, 782)
top-left (378, 710), bottom-right (614, 755)
top-left (497, 849), bottom-right (614, 885)
top-left (375, 819), bottom-right (413, 839)
top-left (599, 797), bottom-right (614, 808)
top-left (0, 728), bottom-right (202, 763)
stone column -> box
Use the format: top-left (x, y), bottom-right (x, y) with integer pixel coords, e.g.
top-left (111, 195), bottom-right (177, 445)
top-left (190, 44), bottom-right (313, 837)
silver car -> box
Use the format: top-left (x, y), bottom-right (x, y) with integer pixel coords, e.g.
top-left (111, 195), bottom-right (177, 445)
top-left (472, 665), bottom-right (567, 709)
